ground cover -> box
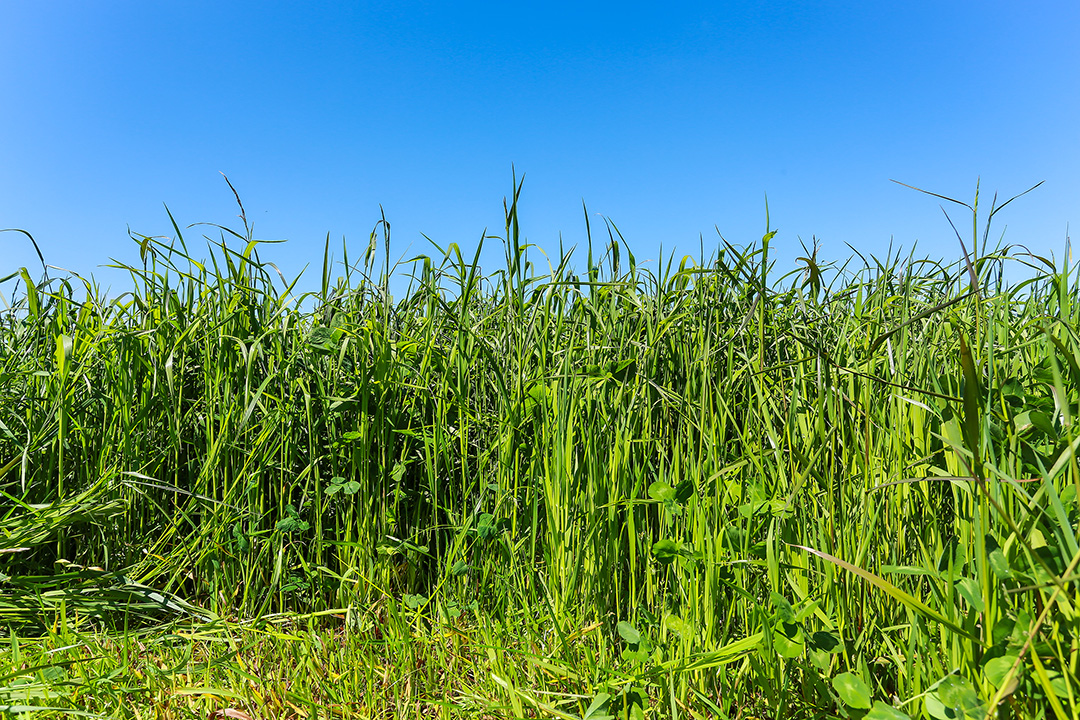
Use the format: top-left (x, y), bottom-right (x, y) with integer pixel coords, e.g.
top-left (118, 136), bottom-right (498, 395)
top-left (2, 183), bottom-right (1079, 718)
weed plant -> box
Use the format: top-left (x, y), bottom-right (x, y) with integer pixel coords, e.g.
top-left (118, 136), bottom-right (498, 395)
top-left (1, 181), bottom-right (1078, 718)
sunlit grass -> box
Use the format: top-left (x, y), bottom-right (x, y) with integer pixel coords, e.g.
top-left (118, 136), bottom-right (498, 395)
top-left (2, 180), bottom-right (1078, 718)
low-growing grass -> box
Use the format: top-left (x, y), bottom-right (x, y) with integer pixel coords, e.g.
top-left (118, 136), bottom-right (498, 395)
top-left (2, 181), bottom-right (1079, 718)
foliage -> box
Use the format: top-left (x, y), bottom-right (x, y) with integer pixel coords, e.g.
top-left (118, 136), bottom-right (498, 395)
top-left (1, 181), bottom-right (1078, 718)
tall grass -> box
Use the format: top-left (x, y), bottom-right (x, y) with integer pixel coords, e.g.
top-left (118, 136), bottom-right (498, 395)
top-left (2, 182), bottom-right (1078, 718)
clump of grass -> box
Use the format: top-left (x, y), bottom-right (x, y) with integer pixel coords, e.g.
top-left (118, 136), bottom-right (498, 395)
top-left (1, 179), bottom-right (1078, 718)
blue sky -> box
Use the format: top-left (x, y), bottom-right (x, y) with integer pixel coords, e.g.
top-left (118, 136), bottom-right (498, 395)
top-left (2, 1), bottom-right (1077, 295)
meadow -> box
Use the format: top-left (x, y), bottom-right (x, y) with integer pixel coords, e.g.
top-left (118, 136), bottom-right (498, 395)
top-left (2, 182), bottom-right (1079, 719)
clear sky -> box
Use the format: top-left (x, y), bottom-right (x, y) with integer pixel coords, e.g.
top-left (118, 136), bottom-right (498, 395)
top-left (2, 1), bottom-right (1078, 296)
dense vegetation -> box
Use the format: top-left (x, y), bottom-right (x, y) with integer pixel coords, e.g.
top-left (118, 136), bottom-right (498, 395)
top-left (2, 183), bottom-right (1079, 718)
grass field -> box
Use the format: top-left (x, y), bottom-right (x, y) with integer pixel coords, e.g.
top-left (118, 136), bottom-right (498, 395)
top-left (2, 183), bottom-right (1079, 719)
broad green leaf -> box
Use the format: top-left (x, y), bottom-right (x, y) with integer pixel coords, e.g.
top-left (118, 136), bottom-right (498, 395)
top-left (582, 692), bottom-right (612, 720)
top-left (476, 512), bottom-right (501, 539)
top-left (999, 378), bottom-right (1025, 402)
top-left (809, 649), bottom-right (832, 672)
top-left (770, 592), bottom-right (795, 623)
top-left (617, 621), bottom-right (641, 645)
top-left (926, 675), bottom-right (984, 719)
top-left (663, 614), bottom-right (693, 639)
top-left (1025, 409), bottom-right (1056, 436)
top-left (984, 654), bottom-right (1020, 689)
top-left (275, 515), bottom-right (309, 534)
top-left (523, 381), bottom-right (548, 413)
top-left (674, 477), bottom-right (695, 504)
top-left (652, 538), bottom-right (681, 564)
top-left (772, 631), bottom-right (803, 659)
top-left (810, 631), bottom-right (842, 653)
top-left (308, 326), bottom-right (337, 349)
top-left (991, 617), bottom-right (1016, 646)
top-left (402, 594), bottom-right (426, 610)
top-left (1062, 484), bottom-right (1077, 503)
top-left (1047, 670), bottom-right (1070, 698)
top-left (955, 577), bottom-right (985, 613)
top-left (832, 672), bottom-right (872, 709)
top-left (937, 675), bottom-right (981, 705)
top-left (988, 548), bottom-right (1012, 579)
top-left (648, 481), bottom-right (675, 503)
